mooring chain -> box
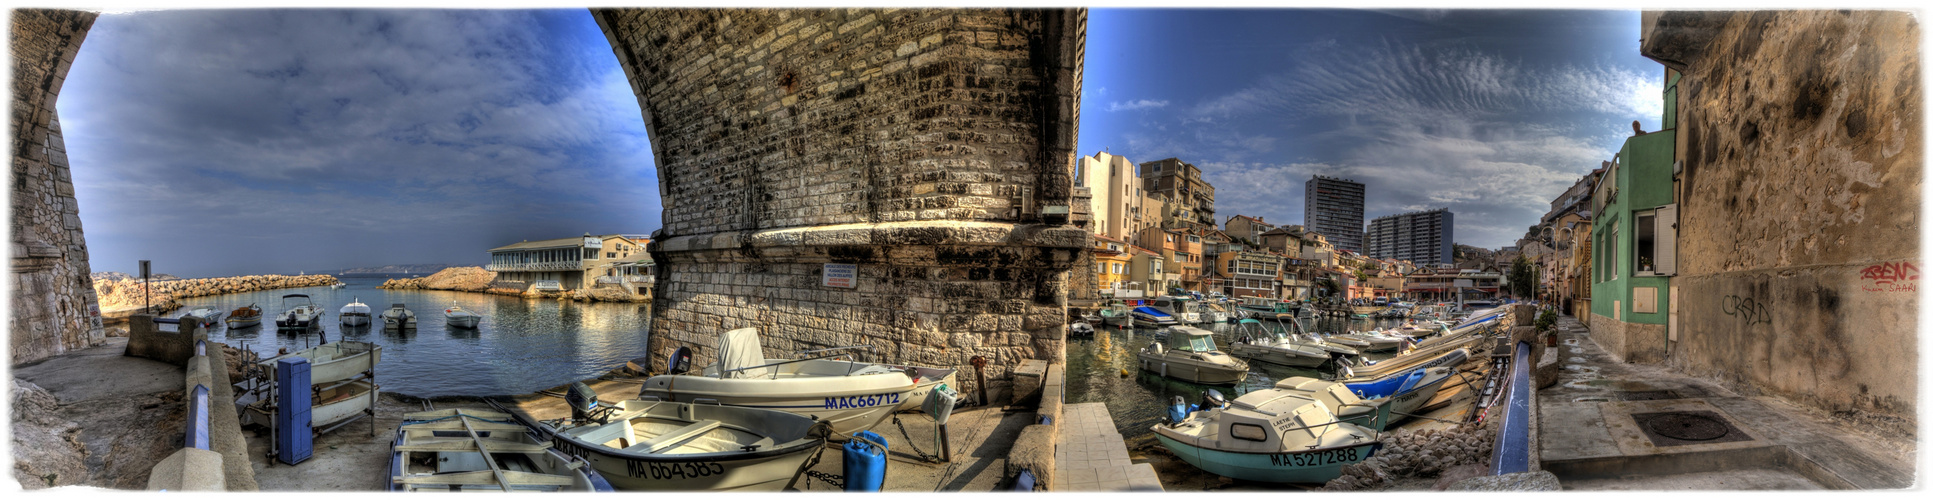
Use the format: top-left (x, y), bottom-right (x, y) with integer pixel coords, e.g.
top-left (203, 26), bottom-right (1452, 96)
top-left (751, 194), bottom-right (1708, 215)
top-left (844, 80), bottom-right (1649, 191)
top-left (804, 470), bottom-right (845, 489)
top-left (892, 415), bottom-right (942, 463)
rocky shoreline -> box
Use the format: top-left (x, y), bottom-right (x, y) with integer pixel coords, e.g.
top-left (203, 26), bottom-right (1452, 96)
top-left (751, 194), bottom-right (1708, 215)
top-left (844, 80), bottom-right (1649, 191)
top-left (378, 266), bottom-right (645, 303)
top-left (92, 274), bottom-right (342, 316)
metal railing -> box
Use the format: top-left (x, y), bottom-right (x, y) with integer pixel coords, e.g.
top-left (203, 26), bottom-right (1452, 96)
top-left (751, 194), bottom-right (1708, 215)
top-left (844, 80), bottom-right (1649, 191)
top-left (1490, 340), bottom-right (1533, 475)
top-left (486, 261), bottom-right (581, 272)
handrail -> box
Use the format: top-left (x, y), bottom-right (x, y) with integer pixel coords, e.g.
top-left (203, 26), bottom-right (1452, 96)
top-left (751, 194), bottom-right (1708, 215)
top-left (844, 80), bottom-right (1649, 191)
top-left (1490, 340), bottom-right (1533, 475)
top-left (715, 350), bottom-right (877, 379)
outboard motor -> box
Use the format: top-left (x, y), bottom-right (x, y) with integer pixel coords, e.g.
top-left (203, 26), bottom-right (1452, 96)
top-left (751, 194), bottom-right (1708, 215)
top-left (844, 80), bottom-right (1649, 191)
top-left (668, 346), bottom-right (694, 375)
top-left (1166, 395), bottom-right (1190, 426)
top-left (565, 382), bottom-right (602, 424)
top-left (1201, 389), bottom-right (1227, 411)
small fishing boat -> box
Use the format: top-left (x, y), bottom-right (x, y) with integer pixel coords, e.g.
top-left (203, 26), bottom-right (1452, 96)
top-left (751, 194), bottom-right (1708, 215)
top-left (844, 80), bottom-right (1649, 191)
top-left (243, 378), bottom-right (378, 431)
top-left (536, 387), bottom-right (829, 490)
top-left (1226, 320), bottom-right (1330, 368)
top-left (1151, 295), bottom-right (1203, 324)
top-left (1276, 366), bottom-right (1458, 430)
top-left (1138, 326), bottom-right (1249, 385)
top-left (331, 282), bottom-right (347, 289)
top-left (1069, 321), bottom-right (1095, 338)
top-left (445, 305), bottom-right (481, 329)
top-left (1152, 386), bottom-right (1384, 484)
top-left (389, 408), bottom-right (615, 492)
top-left (1098, 301), bottom-right (1133, 327)
top-left (1339, 347), bottom-right (1471, 384)
top-left (340, 297), bottom-right (372, 327)
top-left (258, 340), bottom-right (382, 385)
top-left (637, 328), bottom-right (927, 436)
top-left (184, 307), bottom-right (223, 328)
top-left (1130, 306), bottom-right (1179, 328)
top-left (274, 293), bottom-right (321, 330)
top-left (383, 303), bottom-right (417, 330)
top-left (225, 304), bottom-right (263, 329)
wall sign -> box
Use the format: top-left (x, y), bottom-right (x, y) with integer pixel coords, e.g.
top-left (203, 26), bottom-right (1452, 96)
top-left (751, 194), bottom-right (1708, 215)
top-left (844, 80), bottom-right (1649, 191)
top-left (823, 263), bottom-right (857, 288)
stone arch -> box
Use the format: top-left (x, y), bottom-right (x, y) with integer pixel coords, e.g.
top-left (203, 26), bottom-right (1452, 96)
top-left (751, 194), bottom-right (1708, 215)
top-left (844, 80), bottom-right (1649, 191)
top-left (10, 9), bottom-right (103, 364)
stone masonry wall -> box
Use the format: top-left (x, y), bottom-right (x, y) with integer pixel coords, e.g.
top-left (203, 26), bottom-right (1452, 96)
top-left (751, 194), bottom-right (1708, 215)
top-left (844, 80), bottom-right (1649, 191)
top-left (1643, 11), bottom-right (1919, 423)
top-left (596, 8), bottom-right (1088, 388)
top-left (10, 9), bottom-right (101, 365)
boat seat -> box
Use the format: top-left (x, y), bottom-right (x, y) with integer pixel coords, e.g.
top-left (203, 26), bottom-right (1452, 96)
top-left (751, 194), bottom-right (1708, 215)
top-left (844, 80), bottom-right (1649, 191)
top-left (622, 419), bottom-right (722, 454)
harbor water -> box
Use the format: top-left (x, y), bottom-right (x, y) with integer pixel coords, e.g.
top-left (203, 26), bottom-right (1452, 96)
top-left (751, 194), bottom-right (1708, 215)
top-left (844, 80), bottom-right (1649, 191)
top-left (1063, 316), bottom-right (1411, 447)
top-left (165, 274), bottom-right (650, 398)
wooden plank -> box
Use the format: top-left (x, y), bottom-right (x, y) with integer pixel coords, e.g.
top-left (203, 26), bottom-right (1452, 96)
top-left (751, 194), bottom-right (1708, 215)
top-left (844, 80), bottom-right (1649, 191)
top-left (624, 419), bottom-right (722, 454)
top-left (403, 408), bottom-right (512, 420)
top-left (397, 470), bottom-right (576, 487)
top-left (394, 438), bottom-right (551, 453)
top-left (459, 413), bottom-right (513, 491)
top-left (401, 419), bottom-right (530, 433)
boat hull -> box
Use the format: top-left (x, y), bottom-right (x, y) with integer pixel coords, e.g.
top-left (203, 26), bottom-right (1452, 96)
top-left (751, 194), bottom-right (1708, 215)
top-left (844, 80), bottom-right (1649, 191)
top-left (1136, 353), bottom-right (1249, 385)
top-left (313, 380), bottom-right (377, 428)
top-left (340, 313), bottom-right (371, 326)
top-left (1227, 343), bottom-right (1328, 368)
top-left (1154, 433), bottom-right (1380, 484)
top-left (260, 341), bottom-right (382, 385)
top-left (639, 373), bottom-right (915, 436)
top-left (537, 402), bottom-right (825, 491)
top-left (446, 315), bottom-right (481, 329)
top-left (225, 317), bottom-right (261, 328)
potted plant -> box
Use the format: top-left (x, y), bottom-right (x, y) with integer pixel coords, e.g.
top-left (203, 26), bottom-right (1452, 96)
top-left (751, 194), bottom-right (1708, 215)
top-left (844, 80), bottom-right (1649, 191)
top-left (1639, 256), bottom-right (1654, 272)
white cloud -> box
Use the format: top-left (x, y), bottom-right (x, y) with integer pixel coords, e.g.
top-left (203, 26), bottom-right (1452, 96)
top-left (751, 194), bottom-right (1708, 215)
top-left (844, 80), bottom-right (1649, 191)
top-left (1107, 99), bottom-right (1171, 112)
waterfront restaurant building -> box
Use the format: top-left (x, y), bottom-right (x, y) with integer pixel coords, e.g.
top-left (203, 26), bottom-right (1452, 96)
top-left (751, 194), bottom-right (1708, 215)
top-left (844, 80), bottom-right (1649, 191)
top-left (487, 233), bottom-right (646, 291)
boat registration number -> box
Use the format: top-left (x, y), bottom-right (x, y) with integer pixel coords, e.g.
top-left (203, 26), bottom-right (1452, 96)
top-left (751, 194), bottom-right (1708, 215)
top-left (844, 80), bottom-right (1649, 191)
top-left (1268, 447), bottom-right (1360, 467)
top-left (825, 393), bottom-right (900, 409)
top-left (630, 460), bottom-right (727, 480)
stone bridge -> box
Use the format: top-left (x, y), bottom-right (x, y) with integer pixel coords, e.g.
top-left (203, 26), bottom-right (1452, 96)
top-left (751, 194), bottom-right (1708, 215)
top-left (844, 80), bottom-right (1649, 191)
top-left (10, 8), bottom-right (1090, 383)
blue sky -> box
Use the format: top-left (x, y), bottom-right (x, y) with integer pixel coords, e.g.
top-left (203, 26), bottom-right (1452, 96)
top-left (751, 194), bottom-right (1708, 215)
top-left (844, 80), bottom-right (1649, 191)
top-left (1077, 9), bottom-right (1664, 249)
top-left (60, 8), bottom-right (1662, 277)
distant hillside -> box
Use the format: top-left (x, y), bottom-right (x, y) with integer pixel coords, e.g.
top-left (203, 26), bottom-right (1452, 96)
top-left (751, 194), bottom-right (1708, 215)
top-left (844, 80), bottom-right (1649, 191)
top-left (339, 263), bottom-right (467, 275)
top-left (1451, 244), bottom-right (1496, 269)
top-left (92, 271), bottom-right (181, 281)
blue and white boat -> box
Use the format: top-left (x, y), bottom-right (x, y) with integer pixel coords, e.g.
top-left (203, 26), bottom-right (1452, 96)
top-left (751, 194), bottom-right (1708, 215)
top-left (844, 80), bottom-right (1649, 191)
top-left (1130, 306), bottom-right (1178, 327)
top-left (1275, 366), bottom-right (1459, 430)
top-left (1152, 386), bottom-right (1386, 484)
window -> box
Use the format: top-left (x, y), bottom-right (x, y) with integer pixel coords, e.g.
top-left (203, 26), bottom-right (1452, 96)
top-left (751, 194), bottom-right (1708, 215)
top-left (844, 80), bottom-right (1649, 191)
top-left (1635, 211), bottom-right (1656, 274)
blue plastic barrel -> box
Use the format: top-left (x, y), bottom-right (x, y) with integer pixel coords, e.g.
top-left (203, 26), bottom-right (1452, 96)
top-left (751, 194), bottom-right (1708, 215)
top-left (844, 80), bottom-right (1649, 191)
top-left (842, 431), bottom-right (888, 491)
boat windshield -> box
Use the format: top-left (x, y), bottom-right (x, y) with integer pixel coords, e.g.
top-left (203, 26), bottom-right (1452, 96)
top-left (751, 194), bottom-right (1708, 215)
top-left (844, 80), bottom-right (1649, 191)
top-left (1186, 335), bottom-right (1216, 353)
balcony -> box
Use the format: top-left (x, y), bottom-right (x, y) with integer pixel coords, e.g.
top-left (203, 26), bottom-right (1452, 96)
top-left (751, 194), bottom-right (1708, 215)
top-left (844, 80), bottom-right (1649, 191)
top-left (487, 261), bottom-right (582, 272)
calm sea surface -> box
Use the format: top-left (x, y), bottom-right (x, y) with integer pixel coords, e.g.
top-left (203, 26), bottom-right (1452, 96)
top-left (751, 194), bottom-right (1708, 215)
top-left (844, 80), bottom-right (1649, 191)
top-left (166, 274), bottom-right (650, 398)
top-left (1063, 315), bottom-right (1409, 445)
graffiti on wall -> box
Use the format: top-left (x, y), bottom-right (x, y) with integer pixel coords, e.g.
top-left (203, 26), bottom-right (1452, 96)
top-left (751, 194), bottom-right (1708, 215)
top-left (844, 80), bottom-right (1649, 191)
top-left (1721, 295), bottom-right (1771, 326)
top-left (1859, 261), bottom-right (1918, 292)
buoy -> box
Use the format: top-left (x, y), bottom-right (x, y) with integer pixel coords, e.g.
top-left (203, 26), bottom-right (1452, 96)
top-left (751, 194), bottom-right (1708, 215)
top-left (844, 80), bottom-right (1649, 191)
top-left (1119, 368), bottom-right (1129, 377)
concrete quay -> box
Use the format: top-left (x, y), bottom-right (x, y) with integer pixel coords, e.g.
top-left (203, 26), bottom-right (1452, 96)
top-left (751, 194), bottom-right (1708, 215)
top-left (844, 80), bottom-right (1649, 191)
top-left (1539, 314), bottom-right (1914, 490)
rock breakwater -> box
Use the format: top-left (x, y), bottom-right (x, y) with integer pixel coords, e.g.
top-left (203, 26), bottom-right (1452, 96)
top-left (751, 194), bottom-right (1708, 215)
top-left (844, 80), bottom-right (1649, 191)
top-left (379, 267), bottom-right (645, 303)
top-left (92, 274), bottom-right (342, 314)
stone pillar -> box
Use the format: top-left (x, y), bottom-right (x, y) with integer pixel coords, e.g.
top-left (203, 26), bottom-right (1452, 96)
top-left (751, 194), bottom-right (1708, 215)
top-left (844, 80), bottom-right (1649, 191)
top-left (10, 9), bottom-right (101, 365)
top-left (596, 8), bottom-right (1088, 389)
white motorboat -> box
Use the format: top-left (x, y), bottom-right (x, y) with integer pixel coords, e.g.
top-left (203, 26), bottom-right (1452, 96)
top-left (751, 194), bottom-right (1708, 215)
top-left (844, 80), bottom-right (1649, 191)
top-left (1332, 330), bottom-right (1409, 353)
top-left (389, 408), bottom-right (614, 492)
top-left (1226, 319), bottom-right (1330, 368)
top-left (1202, 303), bottom-right (1232, 323)
top-left (1151, 296), bottom-right (1203, 324)
top-left (1276, 366), bottom-right (1458, 430)
top-left (340, 297), bottom-right (372, 327)
top-left (1138, 326), bottom-right (1249, 385)
top-left (274, 293), bottom-right (321, 330)
top-left (445, 305), bottom-right (481, 329)
top-left (637, 328), bottom-right (924, 437)
top-left (182, 307), bottom-right (223, 328)
top-left (1152, 384), bottom-right (1383, 484)
top-left (382, 303), bottom-right (417, 330)
top-left (1130, 306), bottom-right (1179, 327)
top-left (331, 282), bottom-right (346, 289)
top-left (258, 340), bottom-right (382, 385)
top-left (536, 392), bottom-right (828, 491)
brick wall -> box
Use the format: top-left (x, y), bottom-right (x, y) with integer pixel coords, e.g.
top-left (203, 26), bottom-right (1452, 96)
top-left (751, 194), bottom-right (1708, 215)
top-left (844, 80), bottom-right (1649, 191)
top-left (596, 8), bottom-right (1088, 388)
top-left (10, 9), bottom-right (102, 365)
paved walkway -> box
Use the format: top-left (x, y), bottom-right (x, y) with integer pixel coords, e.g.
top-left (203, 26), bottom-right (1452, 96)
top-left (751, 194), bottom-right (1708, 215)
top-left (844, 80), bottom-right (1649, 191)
top-left (1054, 403), bottom-right (1163, 491)
top-left (1538, 315), bottom-right (1914, 490)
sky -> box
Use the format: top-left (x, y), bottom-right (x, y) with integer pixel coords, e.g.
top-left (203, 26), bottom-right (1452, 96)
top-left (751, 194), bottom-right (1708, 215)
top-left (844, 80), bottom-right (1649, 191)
top-left (1076, 9), bottom-right (1665, 251)
top-left (58, 8), bottom-right (1661, 278)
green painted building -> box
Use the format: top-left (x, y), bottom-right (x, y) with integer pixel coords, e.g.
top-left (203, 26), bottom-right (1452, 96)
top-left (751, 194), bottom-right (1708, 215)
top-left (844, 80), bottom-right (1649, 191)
top-left (1588, 69), bottom-right (1681, 363)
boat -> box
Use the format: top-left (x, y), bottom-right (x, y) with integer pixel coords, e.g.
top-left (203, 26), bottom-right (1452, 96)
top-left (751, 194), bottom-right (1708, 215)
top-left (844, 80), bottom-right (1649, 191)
top-left (1152, 384), bottom-right (1384, 484)
top-left (340, 297), bottom-right (372, 327)
top-left (389, 408), bottom-right (615, 492)
top-left (534, 391), bottom-right (829, 491)
top-left (1137, 326), bottom-right (1249, 385)
top-left (332, 282), bottom-right (347, 289)
top-left (1236, 297), bottom-right (1296, 316)
top-left (1098, 301), bottom-right (1134, 327)
top-left (1226, 320), bottom-right (1330, 368)
top-left (1275, 366), bottom-right (1458, 430)
top-left (184, 307), bottom-right (223, 328)
top-left (1264, 316), bottom-right (1360, 358)
top-left (225, 304), bottom-right (263, 329)
top-left (1202, 303), bottom-right (1232, 323)
top-left (1331, 330), bottom-right (1409, 353)
top-left (1130, 306), bottom-right (1179, 328)
top-left (383, 303), bottom-right (418, 330)
top-left (244, 378), bottom-right (378, 431)
top-left (275, 293), bottom-right (322, 330)
top-left (1339, 347), bottom-right (1472, 384)
top-left (1069, 321), bottom-right (1095, 338)
top-left (445, 305), bottom-right (481, 329)
top-left (1150, 296), bottom-right (1203, 324)
top-left (637, 328), bottom-right (925, 436)
top-left (258, 340), bottom-right (382, 385)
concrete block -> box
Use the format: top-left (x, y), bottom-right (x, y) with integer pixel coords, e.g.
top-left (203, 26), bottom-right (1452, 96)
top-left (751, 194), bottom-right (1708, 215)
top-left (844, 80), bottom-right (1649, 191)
top-left (1007, 424), bottom-right (1058, 490)
top-left (1012, 359), bottom-right (1048, 408)
top-left (124, 315), bottom-right (203, 366)
top-left (1039, 363), bottom-right (1065, 424)
top-left (184, 355), bottom-right (213, 395)
top-left (145, 448), bottom-right (225, 491)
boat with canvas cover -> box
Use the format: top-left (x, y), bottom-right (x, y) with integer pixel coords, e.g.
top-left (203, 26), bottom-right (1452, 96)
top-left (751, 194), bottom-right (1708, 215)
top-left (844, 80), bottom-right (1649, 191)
top-left (636, 328), bottom-right (924, 437)
top-left (275, 294), bottom-right (321, 330)
top-left (382, 303), bottom-right (417, 330)
top-left (1130, 306), bottom-right (1178, 327)
top-left (388, 408), bottom-right (614, 492)
top-left (1274, 366), bottom-right (1458, 430)
top-left (258, 340), bottom-right (382, 385)
top-left (1150, 295), bottom-right (1204, 324)
top-left (1138, 326), bottom-right (1249, 385)
top-left (225, 303), bottom-right (263, 329)
top-left (1152, 386), bottom-right (1385, 483)
top-left (536, 384), bottom-right (829, 491)
top-left (184, 307), bottom-right (223, 328)
top-left (1098, 301), bottom-right (1133, 327)
top-left (340, 297), bottom-right (372, 326)
top-left (445, 305), bottom-right (482, 329)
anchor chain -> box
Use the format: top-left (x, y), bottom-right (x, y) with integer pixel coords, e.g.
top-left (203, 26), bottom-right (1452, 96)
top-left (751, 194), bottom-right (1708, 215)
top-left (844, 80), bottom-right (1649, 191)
top-left (804, 470), bottom-right (845, 490)
top-left (892, 415), bottom-right (941, 463)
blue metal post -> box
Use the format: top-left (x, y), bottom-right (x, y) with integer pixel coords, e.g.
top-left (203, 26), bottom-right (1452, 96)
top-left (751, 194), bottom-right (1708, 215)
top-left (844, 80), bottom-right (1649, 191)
top-left (1491, 341), bottom-right (1533, 475)
top-left (186, 384), bottom-right (210, 450)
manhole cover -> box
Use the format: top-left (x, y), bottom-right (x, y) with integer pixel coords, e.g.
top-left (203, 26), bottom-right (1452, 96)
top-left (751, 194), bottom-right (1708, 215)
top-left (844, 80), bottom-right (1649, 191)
top-left (1629, 411), bottom-right (1754, 447)
top-left (1617, 390), bottom-right (1682, 401)
top-left (1645, 413), bottom-right (1728, 440)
